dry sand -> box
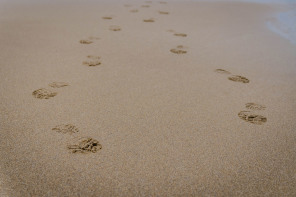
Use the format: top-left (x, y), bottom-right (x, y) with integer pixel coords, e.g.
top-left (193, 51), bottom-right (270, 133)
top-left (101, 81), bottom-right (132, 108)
top-left (0, 0), bottom-right (296, 196)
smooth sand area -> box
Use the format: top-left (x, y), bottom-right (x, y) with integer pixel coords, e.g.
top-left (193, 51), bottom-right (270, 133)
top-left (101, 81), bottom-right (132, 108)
top-left (0, 0), bottom-right (296, 196)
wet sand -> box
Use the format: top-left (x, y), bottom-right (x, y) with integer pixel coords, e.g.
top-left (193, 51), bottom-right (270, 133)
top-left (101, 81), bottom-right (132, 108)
top-left (0, 0), bottom-right (296, 196)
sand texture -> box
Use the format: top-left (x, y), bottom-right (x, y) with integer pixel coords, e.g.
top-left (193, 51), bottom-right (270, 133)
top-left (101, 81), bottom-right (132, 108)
top-left (0, 0), bottom-right (296, 196)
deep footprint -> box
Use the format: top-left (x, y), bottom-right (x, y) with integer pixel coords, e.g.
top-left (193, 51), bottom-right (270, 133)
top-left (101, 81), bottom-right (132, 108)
top-left (159, 11), bottom-right (169, 14)
top-left (170, 45), bottom-right (187, 54)
top-left (238, 111), bottom-right (267, 125)
top-left (52, 124), bottom-right (79, 134)
top-left (174, 33), bottom-right (187, 37)
top-left (228, 75), bottom-right (249, 83)
top-left (102, 16), bottom-right (112, 20)
top-left (67, 137), bottom-right (102, 153)
top-left (109, 25), bottom-right (121, 31)
top-left (32, 88), bottom-right (57, 99)
top-left (80, 40), bottom-right (93, 44)
top-left (245, 103), bottom-right (266, 110)
top-left (143, 18), bottom-right (155, 22)
top-left (130, 9), bottom-right (139, 13)
top-left (48, 82), bottom-right (69, 88)
top-left (83, 60), bottom-right (101, 67)
top-left (215, 69), bottom-right (231, 74)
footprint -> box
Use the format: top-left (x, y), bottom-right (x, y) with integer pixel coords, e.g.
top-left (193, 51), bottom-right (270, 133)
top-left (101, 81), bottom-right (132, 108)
top-left (130, 9), bottom-right (139, 13)
top-left (109, 25), bottom-right (121, 31)
top-left (245, 103), bottom-right (266, 110)
top-left (228, 75), bottom-right (250, 83)
top-left (52, 124), bottom-right (79, 134)
top-left (80, 40), bottom-right (93, 44)
top-left (159, 11), bottom-right (169, 15)
top-left (32, 88), bottom-right (57, 99)
top-left (48, 82), bottom-right (69, 88)
top-left (87, 55), bottom-right (100, 60)
top-left (102, 16), bottom-right (112, 20)
top-left (170, 45), bottom-right (187, 54)
top-left (124, 4), bottom-right (132, 7)
top-left (67, 137), bottom-right (102, 153)
top-left (238, 111), bottom-right (267, 125)
top-left (215, 69), bottom-right (231, 74)
top-left (145, 1), bottom-right (152, 3)
top-left (174, 33), bottom-right (187, 37)
top-left (159, 1), bottom-right (167, 4)
top-left (141, 5), bottom-right (150, 8)
top-left (167, 29), bottom-right (175, 33)
top-left (83, 60), bottom-right (101, 67)
top-left (143, 18), bottom-right (155, 22)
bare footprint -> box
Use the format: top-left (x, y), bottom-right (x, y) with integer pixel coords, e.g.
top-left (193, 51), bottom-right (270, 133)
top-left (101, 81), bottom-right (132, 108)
top-left (130, 9), bottom-right (139, 13)
top-left (32, 88), bottom-right (57, 99)
top-left (67, 137), bottom-right (102, 153)
top-left (102, 16), bottom-right (112, 20)
top-left (238, 111), bottom-right (267, 125)
top-left (109, 25), bottom-right (121, 31)
top-left (174, 33), bottom-right (187, 37)
top-left (228, 75), bottom-right (250, 83)
top-left (143, 18), bottom-right (155, 22)
top-left (48, 82), bottom-right (69, 88)
top-left (52, 124), bottom-right (79, 134)
top-left (245, 103), bottom-right (266, 110)
top-left (215, 69), bottom-right (231, 74)
top-left (83, 60), bottom-right (101, 67)
top-left (141, 5), bottom-right (150, 8)
top-left (87, 55), bottom-right (100, 60)
top-left (170, 45), bottom-right (187, 54)
top-left (159, 11), bottom-right (169, 15)
top-left (80, 40), bottom-right (93, 44)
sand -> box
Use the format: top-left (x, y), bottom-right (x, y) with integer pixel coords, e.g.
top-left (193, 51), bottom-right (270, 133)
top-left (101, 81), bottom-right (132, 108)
top-left (0, 0), bottom-right (296, 196)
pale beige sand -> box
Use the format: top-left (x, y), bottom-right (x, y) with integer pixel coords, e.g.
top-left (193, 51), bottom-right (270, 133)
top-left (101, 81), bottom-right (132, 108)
top-left (0, 0), bottom-right (296, 196)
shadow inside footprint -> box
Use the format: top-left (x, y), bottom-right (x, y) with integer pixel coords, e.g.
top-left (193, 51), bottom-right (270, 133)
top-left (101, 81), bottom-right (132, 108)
top-left (109, 25), bottom-right (121, 31)
top-left (80, 40), bottom-right (93, 44)
top-left (215, 69), bottom-right (231, 74)
top-left (238, 111), bottom-right (267, 125)
top-left (48, 82), bottom-right (69, 88)
top-left (170, 45), bottom-right (187, 54)
top-left (67, 137), bottom-right (102, 153)
top-left (130, 9), bottom-right (139, 13)
top-left (245, 103), bottom-right (266, 110)
top-left (228, 75), bottom-right (249, 83)
top-left (52, 124), bottom-right (79, 134)
top-left (102, 16), bottom-right (112, 20)
top-left (83, 60), bottom-right (101, 67)
top-left (174, 33), bottom-right (187, 37)
top-left (143, 18), bottom-right (155, 22)
top-left (159, 11), bottom-right (169, 14)
top-left (32, 88), bottom-right (57, 99)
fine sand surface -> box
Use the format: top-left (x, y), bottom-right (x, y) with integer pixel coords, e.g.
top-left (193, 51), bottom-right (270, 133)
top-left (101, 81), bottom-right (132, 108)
top-left (0, 0), bottom-right (296, 196)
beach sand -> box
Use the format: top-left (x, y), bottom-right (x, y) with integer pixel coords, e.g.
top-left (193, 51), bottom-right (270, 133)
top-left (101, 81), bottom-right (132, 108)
top-left (0, 0), bottom-right (296, 196)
